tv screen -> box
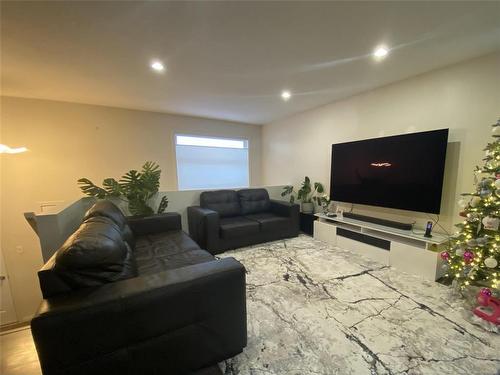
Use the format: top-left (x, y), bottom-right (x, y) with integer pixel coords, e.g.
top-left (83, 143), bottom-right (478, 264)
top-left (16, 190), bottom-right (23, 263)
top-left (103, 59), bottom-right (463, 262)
top-left (330, 129), bottom-right (449, 214)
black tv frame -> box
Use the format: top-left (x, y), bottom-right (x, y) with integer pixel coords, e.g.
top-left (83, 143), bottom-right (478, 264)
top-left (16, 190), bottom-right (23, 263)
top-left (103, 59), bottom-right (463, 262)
top-left (329, 129), bottom-right (449, 214)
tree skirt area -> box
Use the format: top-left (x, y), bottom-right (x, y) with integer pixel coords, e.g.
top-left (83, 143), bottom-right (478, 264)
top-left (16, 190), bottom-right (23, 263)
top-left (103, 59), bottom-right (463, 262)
top-left (218, 235), bottom-right (500, 375)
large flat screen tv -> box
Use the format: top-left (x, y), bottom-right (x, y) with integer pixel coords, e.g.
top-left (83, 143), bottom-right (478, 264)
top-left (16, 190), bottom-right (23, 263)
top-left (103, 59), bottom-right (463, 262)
top-left (330, 129), bottom-right (449, 214)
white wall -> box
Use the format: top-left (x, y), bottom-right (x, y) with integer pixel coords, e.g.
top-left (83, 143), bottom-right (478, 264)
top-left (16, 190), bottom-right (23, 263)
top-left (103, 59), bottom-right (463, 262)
top-left (0, 97), bottom-right (262, 322)
top-left (262, 52), bottom-right (500, 231)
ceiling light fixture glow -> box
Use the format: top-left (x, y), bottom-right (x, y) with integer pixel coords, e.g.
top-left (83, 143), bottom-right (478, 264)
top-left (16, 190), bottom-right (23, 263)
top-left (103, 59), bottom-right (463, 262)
top-left (0, 144), bottom-right (28, 154)
top-left (373, 46), bottom-right (389, 59)
top-left (150, 60), bottom-right (165, 72)
top-left (281, 90), bottom-right (291, 101)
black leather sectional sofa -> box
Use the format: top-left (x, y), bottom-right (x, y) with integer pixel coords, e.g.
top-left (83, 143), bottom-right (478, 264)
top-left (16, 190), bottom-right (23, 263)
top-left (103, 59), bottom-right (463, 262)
top-left (31, 201), bottom-right (246, 375)
top-left (188, 188), bottom-right (300, 254)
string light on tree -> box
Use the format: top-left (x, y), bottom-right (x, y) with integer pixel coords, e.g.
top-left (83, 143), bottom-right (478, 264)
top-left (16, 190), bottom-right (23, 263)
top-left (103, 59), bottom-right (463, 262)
top-left (444, 119), bottom-right (500, 291)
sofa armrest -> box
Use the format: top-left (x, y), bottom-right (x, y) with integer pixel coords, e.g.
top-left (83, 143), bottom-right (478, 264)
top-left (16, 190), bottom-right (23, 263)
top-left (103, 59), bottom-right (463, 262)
top-left (270, 199), bottom-right (299, 217)
top-left (187, 206), bottom-right (220, 253)
top-left (31, 258), bottom-right (246, 374)
top-left (126, 212), bottom-right (181, 236)
top-left (37, 252), bottom-right (72, 299)
top-left (270, 200), bottom-right (300, 234)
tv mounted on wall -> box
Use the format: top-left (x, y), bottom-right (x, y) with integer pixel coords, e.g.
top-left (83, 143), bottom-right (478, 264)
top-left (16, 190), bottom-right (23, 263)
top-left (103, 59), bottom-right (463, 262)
top-left (330, 129), bottom-right (449, 214)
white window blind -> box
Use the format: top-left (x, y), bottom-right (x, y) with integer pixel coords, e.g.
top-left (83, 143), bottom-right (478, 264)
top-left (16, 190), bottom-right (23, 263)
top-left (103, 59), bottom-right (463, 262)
top-left (175, 135), bottom-right (249, 190)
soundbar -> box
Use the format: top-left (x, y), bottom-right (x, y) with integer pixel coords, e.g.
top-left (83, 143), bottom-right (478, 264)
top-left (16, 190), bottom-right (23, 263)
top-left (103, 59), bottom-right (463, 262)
top-left (342, 212), bottom-right (413, 231)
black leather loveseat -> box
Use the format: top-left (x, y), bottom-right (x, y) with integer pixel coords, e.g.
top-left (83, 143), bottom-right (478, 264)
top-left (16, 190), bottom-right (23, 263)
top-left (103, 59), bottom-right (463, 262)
top-left (188, 188), bottom-right (299, 254)
top-left (31, 200), bottom-right (246, 375)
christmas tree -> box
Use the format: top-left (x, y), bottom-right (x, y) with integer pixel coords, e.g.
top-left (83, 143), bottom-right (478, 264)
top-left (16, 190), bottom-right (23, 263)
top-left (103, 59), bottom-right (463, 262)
top-left (443, 119), bottom-right (500, 291)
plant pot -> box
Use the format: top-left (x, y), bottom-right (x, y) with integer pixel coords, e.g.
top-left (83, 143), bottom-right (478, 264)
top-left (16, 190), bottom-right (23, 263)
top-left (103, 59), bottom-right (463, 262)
top-left (301, 202), bottom-right (314, 214)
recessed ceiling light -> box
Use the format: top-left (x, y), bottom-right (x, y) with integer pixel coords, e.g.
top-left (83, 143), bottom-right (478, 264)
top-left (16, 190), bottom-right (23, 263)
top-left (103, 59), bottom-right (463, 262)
top-left (150, 60), bottom-right (165, 72)
top-left (373, 46), bottom-right (389, 59)
top-left (281, 90), bottom-right (291, 101)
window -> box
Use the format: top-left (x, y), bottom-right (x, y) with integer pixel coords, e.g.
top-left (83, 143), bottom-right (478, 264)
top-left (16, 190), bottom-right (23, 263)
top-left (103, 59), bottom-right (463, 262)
top-left (175, 134), bottom-right (249, 190)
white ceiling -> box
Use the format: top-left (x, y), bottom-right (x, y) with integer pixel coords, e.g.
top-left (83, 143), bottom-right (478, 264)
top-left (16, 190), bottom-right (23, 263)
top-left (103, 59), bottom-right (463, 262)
top-left (2, 1), bottom-right (500, 124)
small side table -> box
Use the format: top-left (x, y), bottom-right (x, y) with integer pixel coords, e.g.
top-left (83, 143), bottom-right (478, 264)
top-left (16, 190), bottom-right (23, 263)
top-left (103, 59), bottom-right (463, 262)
top-left (299, 212), bottom-right (317, 236)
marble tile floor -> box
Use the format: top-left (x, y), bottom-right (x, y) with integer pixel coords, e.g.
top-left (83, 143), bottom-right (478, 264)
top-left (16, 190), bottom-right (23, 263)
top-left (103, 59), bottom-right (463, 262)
top-left (219, 235), bottom-right (500, 375)
top-left (1, 235), bottom-right (499, 375)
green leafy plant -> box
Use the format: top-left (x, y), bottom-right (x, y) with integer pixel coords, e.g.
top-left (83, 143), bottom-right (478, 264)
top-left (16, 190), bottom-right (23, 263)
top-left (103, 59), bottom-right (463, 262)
top-left (281, 176), bottom-right (325, 204)
top-left (281, 185), bottom-right (297, 203)
top-left (78, 161), bottom-right (168, 216)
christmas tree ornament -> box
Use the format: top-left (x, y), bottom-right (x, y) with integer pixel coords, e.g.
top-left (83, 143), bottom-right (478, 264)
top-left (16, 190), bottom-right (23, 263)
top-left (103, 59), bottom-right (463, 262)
top-left (440, 251), bottom-right (450, 261)
top-left (484, 257), bottom-right (498, 268)
top-left (458, 198), bottom-right (468, 208)
top-left (463, 250), bottom-right (475, 263)
top-left (476, 236), bottom-right (489, 246)
top-left (479, 179), bottom-right (491, 188)
top-left (495, 179), bottom-right (500, 189)
top-left (463, 265), bottom-right (472, 276)
top-left (480, 288), bottom-right (492, 297)
top-left (470, 196), bottom-right (482, 207)
top-left (482, 216), bottom-right (500, 231)
top-left (467, 239), bottom-right (477, 247)
top-left (480, 188), bottom-right (492, 198)
top-left (455, 248), bottom-right (465, 257)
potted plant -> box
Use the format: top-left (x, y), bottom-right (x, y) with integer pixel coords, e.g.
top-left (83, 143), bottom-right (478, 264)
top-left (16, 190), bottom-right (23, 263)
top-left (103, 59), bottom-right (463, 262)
top-left (78, 161), bottom-right (168, 216)
top-left (281, 176), bottom-right (325, 214)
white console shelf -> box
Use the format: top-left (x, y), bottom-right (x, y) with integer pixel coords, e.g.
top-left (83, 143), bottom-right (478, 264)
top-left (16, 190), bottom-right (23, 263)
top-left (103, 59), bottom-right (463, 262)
top-left (313, 213), bottom-right (449, 281)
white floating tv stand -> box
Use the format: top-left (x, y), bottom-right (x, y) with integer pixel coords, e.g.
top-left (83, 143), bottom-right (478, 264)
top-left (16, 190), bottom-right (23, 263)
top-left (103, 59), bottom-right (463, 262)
top-left (313, 213), bottom-right (449, 281)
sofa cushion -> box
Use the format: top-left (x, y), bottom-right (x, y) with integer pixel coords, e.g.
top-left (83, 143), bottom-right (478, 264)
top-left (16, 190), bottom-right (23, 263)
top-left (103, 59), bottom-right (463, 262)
top-left (136, 249), bottom-right (214, 275)
top-left (245, 212), bottom-right (290, 233)
top-left (135, 230), bottom-right (201, 259)
top-left (219, 217), bottom-right (259, 239)
top-left (238, 188), bottom-right (271, 215)
top-left (134, 230), bottom-right (213, 275)
top-left (200, 190), bottom-right (240, 218)
top-left (84, 200), bottom-right (135, 248)
top-left (54, 216), bottom-right (136, 289)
